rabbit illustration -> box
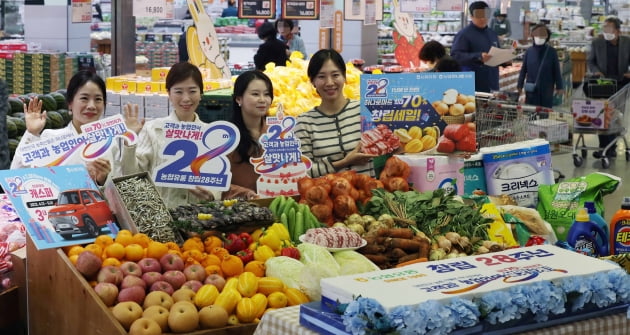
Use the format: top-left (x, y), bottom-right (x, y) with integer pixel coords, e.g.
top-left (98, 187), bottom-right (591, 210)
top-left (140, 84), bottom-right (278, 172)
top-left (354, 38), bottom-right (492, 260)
top-left (186, 0), bottom-right (231, 79)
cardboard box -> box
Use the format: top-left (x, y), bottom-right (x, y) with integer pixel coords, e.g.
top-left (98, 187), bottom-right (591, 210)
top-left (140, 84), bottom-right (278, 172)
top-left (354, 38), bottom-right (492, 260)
top-left (151, 67), bottom-right (170, 81)
top-left (528, 119), bottom-right (569, 143)
top-left (119, 93), bottom-right (145, 112)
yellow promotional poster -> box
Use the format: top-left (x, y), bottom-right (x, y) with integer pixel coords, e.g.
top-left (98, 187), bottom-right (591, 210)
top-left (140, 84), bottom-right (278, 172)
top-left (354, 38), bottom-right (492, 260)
top-left (186, 0), bottom-right (231, 79)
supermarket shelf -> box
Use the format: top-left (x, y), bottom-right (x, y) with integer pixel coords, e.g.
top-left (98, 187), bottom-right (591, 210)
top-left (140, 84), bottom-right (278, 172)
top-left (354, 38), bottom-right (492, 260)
top-left (414, 17), bottom-right (460, 21)
top-left (418, 31), bottom-right (457, 34)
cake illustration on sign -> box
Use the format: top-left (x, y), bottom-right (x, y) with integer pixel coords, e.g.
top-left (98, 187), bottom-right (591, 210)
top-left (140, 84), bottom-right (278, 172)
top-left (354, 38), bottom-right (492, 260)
top-left (251, 104), bottom-right (312, 197)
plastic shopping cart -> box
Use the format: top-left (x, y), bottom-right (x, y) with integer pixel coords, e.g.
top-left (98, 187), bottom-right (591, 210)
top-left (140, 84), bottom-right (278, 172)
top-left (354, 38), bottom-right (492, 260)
top-left (475, 92), bottom-right (573, 181)
top-left (572, 81), bottom-right (630, 168)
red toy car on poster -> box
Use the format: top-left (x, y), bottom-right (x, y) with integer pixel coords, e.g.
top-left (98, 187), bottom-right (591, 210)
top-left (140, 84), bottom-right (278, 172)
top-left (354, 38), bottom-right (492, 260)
top-left (48, 189), bottom-right (115, 239)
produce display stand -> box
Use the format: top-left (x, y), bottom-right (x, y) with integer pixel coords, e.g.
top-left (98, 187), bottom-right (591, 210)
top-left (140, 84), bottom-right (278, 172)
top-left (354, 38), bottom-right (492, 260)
top-left (25, 235), bottom-right (257, 335)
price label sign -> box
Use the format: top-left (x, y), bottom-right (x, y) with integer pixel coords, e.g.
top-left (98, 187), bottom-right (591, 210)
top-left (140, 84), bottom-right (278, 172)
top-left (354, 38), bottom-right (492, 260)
top-left (71, 0), bottom-right (92, 23)
top-left (133, 0), bottom-right (167, 18)
top-left (400, 0), bottom-right (431, 13)
top-left (283, 0), bottom-right (319, 20)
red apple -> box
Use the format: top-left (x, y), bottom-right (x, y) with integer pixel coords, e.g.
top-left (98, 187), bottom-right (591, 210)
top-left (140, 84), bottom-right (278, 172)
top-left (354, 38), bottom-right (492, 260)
top-left (150, 281), bottom-right (174, 295)
top-left (204, 274), bottom-right (226, 291)
top-left (121, 275), bottom-right (147, 290)
top-left (97, 265), bottom-right (124, 286)
top-left (94, 282), bottom-right (119, 307)
top-left (159, 253), bottom-right (184, 272)
top-left (75, 251), bottom-right (103, 278)
top-left (162, 270), bottom-right (186, 290)
top-left (182, 280), bottom-right (203, 293)
top-left (141, 272), bottom-right (163, 288)
top-left (138, 257), bottom-right (161, 273)
top-left (183, 264), bottom-right (207, 282)
top-left (118, 285), bottom-right (146, 305)
top-left (120, 261), bottom-right (143, 277)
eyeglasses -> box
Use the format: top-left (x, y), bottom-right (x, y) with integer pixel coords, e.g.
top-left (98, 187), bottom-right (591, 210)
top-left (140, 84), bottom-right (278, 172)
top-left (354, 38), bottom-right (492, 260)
top-left (471, 8), bottom-right (491, 19)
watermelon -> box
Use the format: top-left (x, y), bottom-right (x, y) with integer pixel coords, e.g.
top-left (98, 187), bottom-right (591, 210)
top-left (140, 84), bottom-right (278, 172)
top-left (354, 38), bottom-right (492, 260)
top-left (11, 112), bottom-right (24, 120)
top-left (56, 109), bottom-right (72, 125)
top-left (49, 92), bottom-right (68, 110)
top-left (6, 117), bottom-right (17, 139)
top-left (8, 139), bottom-right (19, 160)
top-left (38, 94), bottom-right (57, 112)
top-left (10, 117), bottom-right (26, 136)
top-left (17, 95), bottom-right (30, 105)
top-left (46, 111), bottom-right (64, 129)
top-left (8, 97), bottom-right (24, 115)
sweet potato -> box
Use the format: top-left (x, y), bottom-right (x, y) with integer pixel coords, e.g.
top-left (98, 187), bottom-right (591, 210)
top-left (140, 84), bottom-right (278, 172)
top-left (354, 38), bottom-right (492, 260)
top-left (390, 248), bottom-right (408, 259)
top-left (388, 238), bottom-right (422, 252)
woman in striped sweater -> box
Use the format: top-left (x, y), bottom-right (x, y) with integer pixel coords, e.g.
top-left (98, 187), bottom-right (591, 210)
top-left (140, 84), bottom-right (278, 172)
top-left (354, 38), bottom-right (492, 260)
top-left (295, 49), bottom-right (376, 178)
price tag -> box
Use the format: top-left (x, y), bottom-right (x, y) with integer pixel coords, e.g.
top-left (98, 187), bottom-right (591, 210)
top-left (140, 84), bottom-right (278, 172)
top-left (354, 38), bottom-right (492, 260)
top-left (71, 0), bottom-right (92, 23)
top-left (133, 0), bottom-right (167, 18)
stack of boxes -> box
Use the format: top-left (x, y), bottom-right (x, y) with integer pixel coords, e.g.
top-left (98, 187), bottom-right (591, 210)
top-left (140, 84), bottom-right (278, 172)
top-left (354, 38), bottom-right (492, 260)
top-left (135, 34), bottom-right (180, 69)
top-left (11, 52), bottom-right (66, 94)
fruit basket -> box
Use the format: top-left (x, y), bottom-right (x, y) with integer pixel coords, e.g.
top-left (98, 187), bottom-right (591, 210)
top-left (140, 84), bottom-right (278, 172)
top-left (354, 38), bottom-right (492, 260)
top-left (25, 235), bottom-right (257, 335)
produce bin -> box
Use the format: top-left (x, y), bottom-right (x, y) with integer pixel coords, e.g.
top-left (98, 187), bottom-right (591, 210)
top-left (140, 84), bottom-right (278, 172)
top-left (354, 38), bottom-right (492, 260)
top-left (26, 235), bottom-right (257, 335)
top-left (198, 89), bottom-right (232, 124)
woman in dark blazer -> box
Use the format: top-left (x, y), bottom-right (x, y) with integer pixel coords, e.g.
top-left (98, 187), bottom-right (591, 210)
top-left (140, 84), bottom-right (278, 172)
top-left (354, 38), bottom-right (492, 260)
top-left (517, 24), bottom-right (563, 108)
top-left (253, 22), bottom-right (289, 71)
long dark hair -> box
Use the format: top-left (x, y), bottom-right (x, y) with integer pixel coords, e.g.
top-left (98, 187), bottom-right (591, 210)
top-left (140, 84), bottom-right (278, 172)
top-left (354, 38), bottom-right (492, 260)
top-left (231, 70), bottom-right (274, 163)
top-left (307, 49), bottom-right (346, 81)
top-left (66, 71), bottom-right (107, 105)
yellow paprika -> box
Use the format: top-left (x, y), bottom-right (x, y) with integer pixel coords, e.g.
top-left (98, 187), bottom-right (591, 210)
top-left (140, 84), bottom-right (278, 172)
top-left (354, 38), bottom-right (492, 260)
top-left (251, 229), bottom-right (264, 242)
top-left (259, 230), bottom-right (282, 251)
top-left (254, 245), bottom-right (275, 262)
top-left (269, 223), bottom-right (290, 241)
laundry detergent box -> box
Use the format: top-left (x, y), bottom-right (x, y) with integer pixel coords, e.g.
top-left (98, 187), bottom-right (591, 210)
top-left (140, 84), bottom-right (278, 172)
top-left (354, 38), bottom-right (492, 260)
top-left (481, 139), bottom-right (554, 208)
top-left (396, 155), bottom-right (464, 195)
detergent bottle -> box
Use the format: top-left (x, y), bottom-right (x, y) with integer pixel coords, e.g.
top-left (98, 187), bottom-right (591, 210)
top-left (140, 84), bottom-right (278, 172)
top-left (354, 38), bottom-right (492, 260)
top-left (609, 197), bottom-right (630, 255)
top-left (566, 208), bottom-right (607, 257)
top-left (584, 201), bottom-right (609, 256)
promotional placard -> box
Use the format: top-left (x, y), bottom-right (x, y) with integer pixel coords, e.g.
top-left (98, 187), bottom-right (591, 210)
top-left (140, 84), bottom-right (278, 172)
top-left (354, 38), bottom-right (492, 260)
top-left (17, 114), bottom-right (137, 168)
top-left (71, 0), bottom-right (92, 23)
top-left (239, 0), bottom-right (275, 18)
top-left (0, 166), bottom-right (119, 250)
top-left (153, 120), bottom-right (240, 190)
top-left (572, 99), bottom-right (607, 130)
top-left (250, 107), bottom-right (312, 198)
top-left (283, 0), bottom-right (319, 20)
top-left (360, 72), bottom-right (476, 156)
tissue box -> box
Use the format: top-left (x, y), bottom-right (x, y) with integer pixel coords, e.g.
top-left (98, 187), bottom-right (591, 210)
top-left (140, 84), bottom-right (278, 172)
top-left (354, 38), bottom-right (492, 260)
top-left (527, 119), bottom-right (569, 143)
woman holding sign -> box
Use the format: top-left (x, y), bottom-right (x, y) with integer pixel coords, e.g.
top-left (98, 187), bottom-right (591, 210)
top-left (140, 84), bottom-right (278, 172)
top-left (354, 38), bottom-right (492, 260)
top-left (295, 49), bottom-right (376, 178)
top-left (222, 70), bottom-right (274, 200)
top-left (121, 62), bottom-right (218, 208)
top-left (10, 71), bottom-right (114, 186)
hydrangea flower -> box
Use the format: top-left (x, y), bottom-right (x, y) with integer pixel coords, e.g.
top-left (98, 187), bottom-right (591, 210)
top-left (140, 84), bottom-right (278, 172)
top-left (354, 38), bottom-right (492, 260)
top-left (342, 297), bottom-right (392, 335)
top-left (447, 298), bottom-right (480, 328)
top-left (388, 305), bottom-right (413, 331)
top-left (524, 281), bottom-right (566, 322)
top-left (607, 269), bottom-right (630, 303)
top-left (508, 285), bottom-right (530, 315)
top-left (559, 275), bottom-right (592, 311)
top-left (589, 272), bottom-right (617, 308)
top-left (477, 290), bottom-right (521, 325)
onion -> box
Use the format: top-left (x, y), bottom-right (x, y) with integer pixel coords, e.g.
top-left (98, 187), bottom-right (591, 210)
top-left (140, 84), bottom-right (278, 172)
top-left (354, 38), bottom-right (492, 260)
top-left (444, 232), bottom-right (461, 245)
top-left (436, 236), bottom-right (452, 252)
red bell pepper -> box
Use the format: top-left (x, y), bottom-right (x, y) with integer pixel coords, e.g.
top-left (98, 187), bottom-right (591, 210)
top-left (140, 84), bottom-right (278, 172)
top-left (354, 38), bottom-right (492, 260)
top-left (239, 232), bottom-right (253, 246)
top-left (525, 236), bottom-right (546, 246)
top-left (280, 247), bottom-right (301, 260)
top-left (236, 248), bottom-right (254, 264)
top-left (223, 233), bottom-right (247, 254)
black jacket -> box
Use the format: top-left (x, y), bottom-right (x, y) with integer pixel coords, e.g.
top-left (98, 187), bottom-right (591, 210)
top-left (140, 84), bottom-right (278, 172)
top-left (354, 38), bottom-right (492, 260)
top-left (254, 38), bottom-right (289, 70)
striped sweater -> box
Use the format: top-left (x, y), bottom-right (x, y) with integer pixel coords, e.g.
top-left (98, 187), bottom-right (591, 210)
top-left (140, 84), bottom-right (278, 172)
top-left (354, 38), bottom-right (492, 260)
top-left (295, 99), bottom-right (374, 178)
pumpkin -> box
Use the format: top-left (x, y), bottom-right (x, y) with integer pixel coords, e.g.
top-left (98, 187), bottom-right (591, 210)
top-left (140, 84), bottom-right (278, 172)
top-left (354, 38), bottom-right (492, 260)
top-left (194, 284), bottom-right (219, 308)
top-left (237, 272), bottom-right (259, 298)
top-left (257, 277), bottom-right (285, 296)
top-left (284, 287), bottom-right (309, 306)
top-left (213, 288), bottom-right (242, 315)
top-left (236, 297), bottom-right (257, 323)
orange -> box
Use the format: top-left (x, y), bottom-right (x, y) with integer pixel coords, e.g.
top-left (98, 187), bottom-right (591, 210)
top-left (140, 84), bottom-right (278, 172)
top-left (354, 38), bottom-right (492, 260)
top-left (184, 257), bottom-right (200, 266)
top-left (105, 242), bottom-right (126, 260)
top-left (165, 241), bottom-right (181, 253)
top-left (204, 236), bottom-right (223, 253)
top-left (102, 257), bottom-right (122, 267)
top-left (244, 260), bottom-right (266, 277)
top-left (204, 264), bottom-right (223, 277)
top-left (220, 255), bottom-right (244, 278)
top-left (89, 280), bottom-right (98, 288)
top-left (146, 241), bottom-right (169, 260)
top-left (84, 244), bottom-right (103, 258)
top-left (115, 231), bottom-right (134, 247)
top-left (132, 233), bottom-right (151, 248)
top-left (66, 245), bottom-right (85, 257)
top-left (68, 254), bottom-right (79, 265)
top-left (182, 237), bottom-right (204, 252)
top-left (94, 235), bottom-right (114, 249)
top-left (201, 254), bottom-right (221, 268)
top-left (211, 247), bottom-right (229, 259)
top-left (182, 249), bottom-right (205, 263)
top-left (124, 243), bottom-right (145, 262)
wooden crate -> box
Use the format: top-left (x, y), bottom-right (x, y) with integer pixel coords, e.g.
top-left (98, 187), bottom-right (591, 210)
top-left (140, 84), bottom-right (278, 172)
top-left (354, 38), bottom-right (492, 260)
top-left (26, 236), bottom-right (257, 335)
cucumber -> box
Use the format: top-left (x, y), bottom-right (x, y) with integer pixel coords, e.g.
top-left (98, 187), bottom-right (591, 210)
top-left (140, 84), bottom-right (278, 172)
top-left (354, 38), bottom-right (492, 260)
top-left (281, 212), bottom-right (289, 229)
top-left (269, 196), bottom-right (282, 217)
top-left (294, 211), bottom-right (304, 242)
top-left (276, 196), bottom-right (287, 216)
top-left (279, 197), bottom-right (295, 217)
top-left (288, 207), bottom-right (296, 234)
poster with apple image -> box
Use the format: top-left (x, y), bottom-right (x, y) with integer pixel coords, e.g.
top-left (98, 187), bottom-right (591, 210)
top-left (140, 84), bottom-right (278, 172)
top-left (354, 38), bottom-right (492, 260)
top-left (0, 165), bottom-right (119, 250)
top-left (359, 71), bottom-right (476, 158)
top-left (152, 120), bottom-right (240, 190)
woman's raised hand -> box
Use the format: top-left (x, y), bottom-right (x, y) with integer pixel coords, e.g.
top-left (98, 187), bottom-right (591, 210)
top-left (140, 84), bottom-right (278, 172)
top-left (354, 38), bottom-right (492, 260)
top-left (24, 97), bottom-right (46, 136)
top-left (123, 103), bottom-right (145, 136)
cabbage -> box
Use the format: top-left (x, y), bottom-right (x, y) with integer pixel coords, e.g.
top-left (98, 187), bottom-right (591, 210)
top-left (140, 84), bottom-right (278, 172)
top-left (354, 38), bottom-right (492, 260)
top-left (297, 243), bottom-right (340, 274)
top-left (264, 256), bottom-right (305, 289)
top-left (333, 250), bottom-right (380, 275)
top-left (297, 243), bottom-right (341, 301)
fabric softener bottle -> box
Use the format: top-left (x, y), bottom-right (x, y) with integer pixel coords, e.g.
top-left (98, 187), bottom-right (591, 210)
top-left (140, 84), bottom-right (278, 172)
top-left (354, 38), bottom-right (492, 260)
top-left (610, 197), bottom-right (630, 255)
top-left (566, 208), bottom-right (607, 257)
top-left (584, 201), bottom-right (609, 256)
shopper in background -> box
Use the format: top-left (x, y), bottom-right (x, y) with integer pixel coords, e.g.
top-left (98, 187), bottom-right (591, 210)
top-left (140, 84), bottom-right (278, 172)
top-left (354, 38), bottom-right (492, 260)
top-left (451, 1), bottom-right (501, 93)
top-left (221, 0), bottom-right (238, 17)
top-left (490, 11), bottom-right (511, 40)
top-left (435, 57), bottom-right (462, 72)
top-left (120, 62), bottom-right (219, 207)
top-left (178, 26), bottom-right (189, 63)
top-left (254, 22), bottom-right (289, 70)
top-left (295, 49), bottom-right (376, 178)
top-left (10, 71), bottom-right (114, 186)
top-left (222, 71), bottom-right (274, 200)
top-left (419, 40), bottom-right (447, 71)
top-left (517, 24), bottom-right (564, 108)
top-left (0, 79), bottom-right (9, 171)
top-left (585, 17), bottom-right (630, 158)
top-left (275, 19), bottom-right (307, 58)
